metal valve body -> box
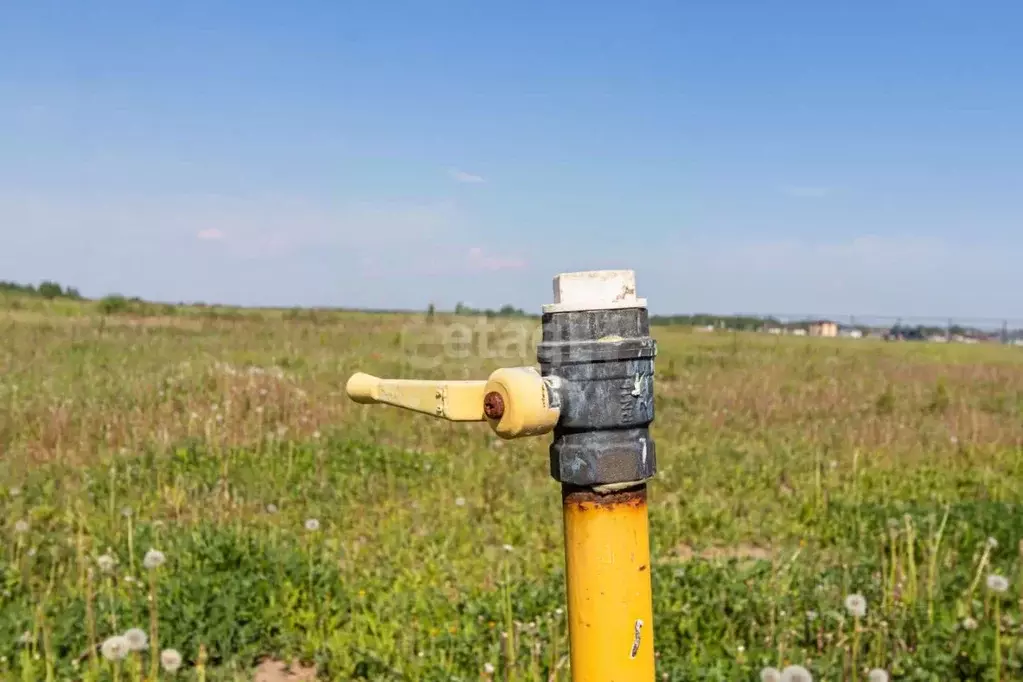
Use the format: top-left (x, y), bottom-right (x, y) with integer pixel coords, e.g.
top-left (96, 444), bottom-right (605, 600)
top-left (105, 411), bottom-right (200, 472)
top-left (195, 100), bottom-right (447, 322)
top-left (537, 272), bottom-right (657, 487)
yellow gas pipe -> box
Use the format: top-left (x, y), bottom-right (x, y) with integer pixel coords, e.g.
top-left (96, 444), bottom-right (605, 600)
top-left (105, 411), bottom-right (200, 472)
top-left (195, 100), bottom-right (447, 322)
top-left (346, 270), bottom-right (656, 681)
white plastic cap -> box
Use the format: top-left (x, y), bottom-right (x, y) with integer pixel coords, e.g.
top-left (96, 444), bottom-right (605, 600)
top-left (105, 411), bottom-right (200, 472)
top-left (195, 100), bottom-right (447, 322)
top-left (541, 269), bottom-right (647, 313)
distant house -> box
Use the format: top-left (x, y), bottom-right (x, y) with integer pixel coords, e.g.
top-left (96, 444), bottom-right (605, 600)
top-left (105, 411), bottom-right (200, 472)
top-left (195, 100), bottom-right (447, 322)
top-left (808, 320), bottom-right (838, 338)
top-left (791, 328), bottom-right (807, 337)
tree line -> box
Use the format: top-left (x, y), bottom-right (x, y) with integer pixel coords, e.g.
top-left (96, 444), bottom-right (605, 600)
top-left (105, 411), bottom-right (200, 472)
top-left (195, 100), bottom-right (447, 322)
top-left (0, 280), bottom-right (82, 300)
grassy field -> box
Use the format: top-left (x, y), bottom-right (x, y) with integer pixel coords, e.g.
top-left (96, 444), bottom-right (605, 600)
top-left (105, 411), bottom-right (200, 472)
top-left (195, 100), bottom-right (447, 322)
top-left (3, 301), bottom-right (1023, 681)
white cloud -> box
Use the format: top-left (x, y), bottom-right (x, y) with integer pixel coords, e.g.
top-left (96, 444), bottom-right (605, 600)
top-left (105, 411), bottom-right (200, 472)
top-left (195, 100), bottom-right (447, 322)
top-left (196, 228), bottom-right (225, 241)
top-left (448, 168), bottom-right (486, 184)
top-left (466, 246), bottom-right (526, 271)
top-left (780, 185), bottom-right (832, 198)
top-left (643, 232), bottom-right (1023, 318)
top-left (0, 191), bottom-right (460, 257)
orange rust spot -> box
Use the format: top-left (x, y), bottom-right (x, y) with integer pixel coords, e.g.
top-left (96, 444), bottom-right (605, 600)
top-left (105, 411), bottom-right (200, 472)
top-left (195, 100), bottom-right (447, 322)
top-left (562, 484), bottom-right (646, 511)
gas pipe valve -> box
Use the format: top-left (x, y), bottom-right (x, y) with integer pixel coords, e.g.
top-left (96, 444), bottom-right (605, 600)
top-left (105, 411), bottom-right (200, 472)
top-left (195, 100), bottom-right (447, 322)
top-left (344, 269), bottom-right (657, 486)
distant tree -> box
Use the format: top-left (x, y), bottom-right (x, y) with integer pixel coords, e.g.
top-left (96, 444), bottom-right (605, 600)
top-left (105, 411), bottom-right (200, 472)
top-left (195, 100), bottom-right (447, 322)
top-left (37, 281), bottom-right (64, 299)
top-left (98, 294), bottom-right (129, 315)
top-left (426, 303), bottom-right (436, 321)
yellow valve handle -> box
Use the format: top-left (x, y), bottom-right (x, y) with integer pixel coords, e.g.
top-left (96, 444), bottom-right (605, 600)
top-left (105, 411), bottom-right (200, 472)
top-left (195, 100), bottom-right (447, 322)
top-left (345, 366), bottom-right (560, 439)
top-left (345, 373), bottom-right (486, 421)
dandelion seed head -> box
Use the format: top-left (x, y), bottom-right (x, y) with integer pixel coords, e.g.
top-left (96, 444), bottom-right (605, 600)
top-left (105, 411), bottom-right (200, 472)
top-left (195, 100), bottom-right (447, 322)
top-left (867, 670), bottom-right (889, 682)
top-left (266, 503), bottom-right (278, 514)
top-left (14, 520), bottom-right (29, 534)
top-left (9, 487), bottom-right (20, 497)
top-left (844, 593), bottom-right (867, 618)
top-left (97, 554), bottom-right (116, 573)
top-left (760, 667), bottom-right (782, 682)
top-left (502, 544), bottom-right (514, 552)
top-left (986, 574), bottom-right (1009, 594)
top-left (304, 518), bottom-right (320, 532)
top-left (101, 636), bottom-right (130, 661)
top-left (455, 497), bottom-right (466, 507)
top-left (780, 665), bottom-right (814, 682)
top-left (963, 617), bottom-right (978, 631)
top-left (160, 649), bottom-right (183, 673)
top-left (483, 662), bottom-right (495, 674)
top-left (987, 537), bottom-right (999, 549)
top-left (121, 507), bottom-right (133, 518)
top-left (123, 628), bottom-right (148, 651)
top-left (142, 549), bottom-right (166, 570)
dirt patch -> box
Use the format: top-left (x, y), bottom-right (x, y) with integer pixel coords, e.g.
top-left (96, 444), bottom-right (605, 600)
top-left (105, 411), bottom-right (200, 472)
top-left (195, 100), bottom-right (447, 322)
top-left (670, 543), bottom-right (773, 562)
top-left (253, 659), bottom-right (318, 682)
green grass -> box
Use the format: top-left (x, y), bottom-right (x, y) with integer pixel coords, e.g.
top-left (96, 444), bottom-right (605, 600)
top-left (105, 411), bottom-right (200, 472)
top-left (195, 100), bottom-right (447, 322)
top-left (3, 305), bottom-right (1023, 680)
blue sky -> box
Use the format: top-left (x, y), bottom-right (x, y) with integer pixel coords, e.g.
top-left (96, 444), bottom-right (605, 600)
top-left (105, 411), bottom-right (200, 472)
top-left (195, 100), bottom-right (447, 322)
top-left (2, 1), bottom-right (1022, 318)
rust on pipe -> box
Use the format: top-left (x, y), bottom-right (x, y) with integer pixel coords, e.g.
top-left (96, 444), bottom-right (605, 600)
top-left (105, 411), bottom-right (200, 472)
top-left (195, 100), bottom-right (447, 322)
top-left (561, 484), bottom-right (647, 509)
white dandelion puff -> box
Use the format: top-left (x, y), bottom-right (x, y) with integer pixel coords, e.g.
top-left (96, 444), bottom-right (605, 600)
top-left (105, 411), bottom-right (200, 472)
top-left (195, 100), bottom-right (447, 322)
top-left (121, 507), bottom-right (133, 518)
top-left (987, 537), bottom-right (999, 549)
top-left (97, 554), bottom-right (116, 573)
top-left (101, 635), bottom-right (130, 661)
top-left (987, 574), bottom-right (1009, 594)
top-left (780, 665), bottom-right (814, 682)
top-left (123, 628), bottom-right (148, 651)
top-left (483, 662), bottom-right (495, 674)
top-left (867, 670), bottom-right (889, 682)
top-left (14, 520), bottom-right (29, 534)
top-left (455, 497), bottom-right (466, 507)
top-left (142, 549), bottom-right (166, 570)
top-left (502, 544), bottom-right (514, 552)
top-left (760, 667), bottom-right (782, 682)
top-left (160, 649), bottom-right (183, 673)
top-left (962, 617), bottom-right (978, 630)
top-left (265, 504), bottom-right (278, 514)
top-left (304, 518), bottom-right (320, 532)
top-left (844, 593), bottom-right (867, 618)
top-left (9, 487), bottom-right (20, 497)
